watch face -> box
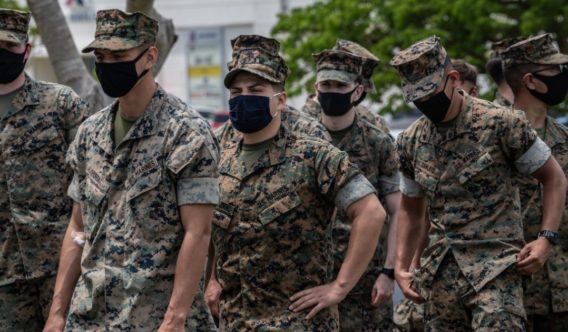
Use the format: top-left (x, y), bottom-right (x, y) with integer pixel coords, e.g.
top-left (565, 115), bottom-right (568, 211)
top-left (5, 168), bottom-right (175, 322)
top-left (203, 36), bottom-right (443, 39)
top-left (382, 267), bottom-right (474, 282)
top-left (538, 230), bottom-right (559, 245)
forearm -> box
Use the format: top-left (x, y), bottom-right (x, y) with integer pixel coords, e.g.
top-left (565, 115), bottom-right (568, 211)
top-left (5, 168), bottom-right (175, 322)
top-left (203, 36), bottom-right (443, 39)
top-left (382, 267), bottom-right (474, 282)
top-left (395, 196), bottom-right (427, 273)
top-left (410, 215), bottom-right (430, 270)
top-left (540, 175), bottom-right (566, 232)
top-left (382, 193), bottom-right (401, 268)
top-left (204, 240), bottom-right (216, 286)
top-left (337, 196), bottom-right (385, 291)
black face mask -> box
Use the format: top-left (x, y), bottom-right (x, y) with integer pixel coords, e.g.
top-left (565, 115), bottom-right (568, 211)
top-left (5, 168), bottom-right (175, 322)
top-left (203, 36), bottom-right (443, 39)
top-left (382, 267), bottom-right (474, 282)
top-left (529, 68), bottom-right (568, 106)
top-left (95, 48), bottom-right (150, 98)
top-left (0, 47), bottom-right (27, 84)
top-left (317, 86), bottom-right (357, 116)
top-left (413, 77), bottom-right (453, 123)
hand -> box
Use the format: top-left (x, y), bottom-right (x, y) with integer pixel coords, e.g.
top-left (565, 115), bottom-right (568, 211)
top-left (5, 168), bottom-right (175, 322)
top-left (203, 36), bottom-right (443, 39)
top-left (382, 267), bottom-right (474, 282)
top-left (395, 269), bottom-right (423, 304)
top-left (371, 273), bottom-right (394, 306)
top-left (158, 308), bottom-right (186, 332)
top-left (517, 237), bottom-right (552, 275)
top-left (43, 314), bottom-right (66, 332)
top-left (289, 280), bottom-right (348, 320)
top-left (205, 278), bottom-right (222, 318)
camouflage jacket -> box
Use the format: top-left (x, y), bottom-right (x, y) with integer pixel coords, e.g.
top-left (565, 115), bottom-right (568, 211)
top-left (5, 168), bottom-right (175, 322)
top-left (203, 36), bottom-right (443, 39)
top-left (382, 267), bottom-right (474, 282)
top-left (301, 97), bottom-right (390, 133)
top-left (516, 116), bottom-right (568, 314)
top-left (493, 91), bottom-right (513, 108)
top-left (330, 115), bottom-right (399, 296)
top-left (215, 104), bottom-right (331, 146)
top-left (0, 75), bottom-right (89, 286)
top-left (65, 85), bottom-right (219, 331)
top-left (213, 126), bottom-right (375, 331)
top-left (398, 92), bottom-right (550, 293)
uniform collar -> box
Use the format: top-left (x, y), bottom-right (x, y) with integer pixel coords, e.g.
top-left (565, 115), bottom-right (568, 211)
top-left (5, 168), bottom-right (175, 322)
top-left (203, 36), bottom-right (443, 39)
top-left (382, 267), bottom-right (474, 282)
top-left (544, 116), bottom-right (568, 148)
top-left (419, 90), bottom-right (474, 144)
top-left (5, 74), bottom-right (41, 119)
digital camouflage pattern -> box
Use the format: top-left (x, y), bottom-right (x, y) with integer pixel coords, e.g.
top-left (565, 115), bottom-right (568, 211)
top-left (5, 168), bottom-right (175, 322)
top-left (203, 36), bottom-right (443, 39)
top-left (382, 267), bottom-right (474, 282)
top-left (216, 105), bottom-right (331, 146)
top-left (0, 8), bottom-right (30, 44)
top-left (82, 9), bottom-right (158, 53)
top-left (390, 36), bottom-right (447, 103)
top-left (397, 92), bottom-right (551, 327)
top-left (424, 255), bottom-right (525, 331)
top-left (302, 97), bottom-right (390, 134)
top-left (65, 85), bottom-right (219, 331)
top-left (393, 298), bottom-right (424, 332)
top-left (313, 49), bottom-right (364, 84)
top-left (333, 39), bottom-right (379, 93)
top-left (328, 114), bottom-right (399, 331)
top-left (489, 36), bottom-right (526, 59)
top-left (212, 126), bottom-right (376, 331)
top-left (224, 35), bottom-right (289, 88)
top-left (493, 91), bottom-right (513, 107)
top-left (516, 117), bottom-right (568, 316)
top-left (501, 33), bottom-right (568, 69)
top-left (0, 75), bottom-right (89, 287)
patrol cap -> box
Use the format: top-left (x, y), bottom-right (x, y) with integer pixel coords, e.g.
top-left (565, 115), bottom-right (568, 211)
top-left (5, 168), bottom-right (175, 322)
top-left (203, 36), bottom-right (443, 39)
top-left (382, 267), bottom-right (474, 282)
top-left (224, 34), bottom-right (289, 88)
top-left (82, 9), bottom-right (158, 53)
top-left (489, 36), bottom-right (525, 59)
top-left (390, 36), bottom-right (448, 103)
top-left (333, 39), bottom-right (379, 93)
top-left (0, 9), bottom-right (30, 44)
top-left (313, 49), bottom-right (364, 84)
top-left (501, 33), bottom-right (568, 69)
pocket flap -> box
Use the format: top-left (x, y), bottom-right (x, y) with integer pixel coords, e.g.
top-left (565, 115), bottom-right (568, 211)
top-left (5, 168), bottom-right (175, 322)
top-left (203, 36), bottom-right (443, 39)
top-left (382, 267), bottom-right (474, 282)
top-left (458, 152), bottom-right (494, 184)
top-left (258, 191), bottom-right (302, 226)
top-left (213, 202), bottom-right (235, 229)
top-left (126, 167), bottom-right (161, 202)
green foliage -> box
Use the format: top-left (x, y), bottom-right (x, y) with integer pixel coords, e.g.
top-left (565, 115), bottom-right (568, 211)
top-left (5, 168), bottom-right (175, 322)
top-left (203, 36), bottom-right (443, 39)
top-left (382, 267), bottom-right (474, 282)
top-left (0, 0), bottom-right (25, 10)
top-left (272, 0), bottom-right (568, 115)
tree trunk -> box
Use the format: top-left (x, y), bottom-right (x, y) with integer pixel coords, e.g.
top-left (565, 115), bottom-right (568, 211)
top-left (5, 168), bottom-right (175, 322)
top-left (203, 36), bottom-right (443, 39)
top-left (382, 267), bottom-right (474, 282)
top-left (26, 0), bottom-right (111, 111)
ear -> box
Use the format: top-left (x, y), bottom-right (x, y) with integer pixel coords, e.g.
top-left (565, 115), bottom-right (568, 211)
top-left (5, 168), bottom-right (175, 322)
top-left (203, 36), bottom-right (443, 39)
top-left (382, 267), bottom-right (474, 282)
top-left (276, 91), bottom-right (287, 111)
top-left (522, 72), bottom-right (537, 91)
top-left (146, 46), bottom-right (159, 68)
top-left (447, 70), bottom-right (461, 88)
top-left (24, 43), bottom-right (32, 60)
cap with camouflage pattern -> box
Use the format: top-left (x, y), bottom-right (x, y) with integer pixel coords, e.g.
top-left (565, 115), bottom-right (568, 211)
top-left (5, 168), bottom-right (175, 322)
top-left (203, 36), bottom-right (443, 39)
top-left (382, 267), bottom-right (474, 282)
top-left (0, 9), bottom-right (30, 44)
top-left (82, 9), bottom-right (158, 53)
top-left (224, 35), bottom-right (289, 88)
top-left (333, 39), bottom-right (379, 93)
top-left (501, 33), bottom-right (568, 69)
top-left (390, 36), bottom-right (448, 103)
top-left (313, 49), bottom-right (364, 85)
top-left (489, 36), bottom-right (526, 59)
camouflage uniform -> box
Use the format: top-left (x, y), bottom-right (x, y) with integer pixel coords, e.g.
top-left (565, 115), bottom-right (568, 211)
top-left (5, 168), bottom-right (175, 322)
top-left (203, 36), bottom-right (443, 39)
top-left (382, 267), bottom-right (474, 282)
top-left (391, 36), bottom-right (552, 331)
top-left (66, 10), bottom-right (219, 331)
top-left (213, 35), bottom-right (377, 331)
top-left (393, 298), bottom-right (424, 332)
top-left (0, 9), bottom-right (91, 330)
top-left (502, 34), bottom-right (568, 332)
top-left (488, 37), bottom-right (524, 107)
top-left (312, 48), bottom-right (399, 331)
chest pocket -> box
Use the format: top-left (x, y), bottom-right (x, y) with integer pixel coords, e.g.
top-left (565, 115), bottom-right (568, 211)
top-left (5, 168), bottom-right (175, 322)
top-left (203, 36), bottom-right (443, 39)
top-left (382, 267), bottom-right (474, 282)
top-left (9, 126), bottom-right (61, 155)
top-left (126, 167), bottom-right (162, 202)
top-left (213, 202), bottom-right (236, 230)
top-left (258, 190), bottom-right (302, 226)
top-left (458, 152), bottom-right (494, 184)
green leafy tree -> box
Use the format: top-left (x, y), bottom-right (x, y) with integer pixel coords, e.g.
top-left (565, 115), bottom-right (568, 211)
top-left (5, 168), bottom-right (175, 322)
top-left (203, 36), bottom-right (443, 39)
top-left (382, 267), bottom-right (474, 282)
top-left (272, 0), bottom-right (568, 115)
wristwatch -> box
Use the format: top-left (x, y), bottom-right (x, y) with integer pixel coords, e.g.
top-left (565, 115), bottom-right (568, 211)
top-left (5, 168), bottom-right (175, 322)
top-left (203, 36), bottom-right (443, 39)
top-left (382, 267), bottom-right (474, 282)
top-left (537, 230), bottom-right (559, 245)
top-left (380, 267), bottom-right (395, 280)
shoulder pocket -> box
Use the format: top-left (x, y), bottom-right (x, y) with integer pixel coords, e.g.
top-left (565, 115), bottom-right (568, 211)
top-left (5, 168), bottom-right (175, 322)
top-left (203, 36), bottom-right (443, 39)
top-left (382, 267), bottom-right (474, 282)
top-left (213, 202), bottom-right (235, 229)
top-left (258, 190), bottom-right (302, 226)
top-left (458, 152), bottom-right (494, 184)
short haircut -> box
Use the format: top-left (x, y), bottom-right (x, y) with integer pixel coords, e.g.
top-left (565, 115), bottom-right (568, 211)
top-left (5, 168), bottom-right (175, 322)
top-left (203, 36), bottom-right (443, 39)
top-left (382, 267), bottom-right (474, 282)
top-left (452, 59), bottom-right (478, 84)
top-left (485, 58), bottom-right (504, 85)
top-left (504, 63), bottom-right (542, 94)
top-left (272, 82), bottom-right (285, 93)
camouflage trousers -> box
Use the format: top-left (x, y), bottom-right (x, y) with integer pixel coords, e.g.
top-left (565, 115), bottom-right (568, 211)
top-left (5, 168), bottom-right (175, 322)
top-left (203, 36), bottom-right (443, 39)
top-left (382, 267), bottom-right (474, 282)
top-left (393, 298), bottom-right (424, 332)
top-left (0, 275), bottom-right (56, 331)
top-left (422, 255), bottom-right (526, 331)
top-left (526, 312), bottom-right (568, 332)
top-left (187, 286), bottom-right (218, 332)
top-left (338, 293), bottom-right (393, 332)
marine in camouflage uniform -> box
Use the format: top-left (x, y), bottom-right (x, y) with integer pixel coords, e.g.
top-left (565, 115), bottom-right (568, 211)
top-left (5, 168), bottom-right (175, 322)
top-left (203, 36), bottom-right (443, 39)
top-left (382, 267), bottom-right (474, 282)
top-left (0, 9), bottom-right (90, 330)
top-left (210, 34), bottom-right (385, 331)
top-left (46, 10), bottom-right (219, 331)
top-left (485, 37), bottom-right (525, 107)
top-left (501, 34), bottom-right (568, 332)
top-left (302, 39), bottom-right (390, 134)
top-left (310, 47), bottom-right (400, 331)
top-left (391, 36), bottom-right (565, 331)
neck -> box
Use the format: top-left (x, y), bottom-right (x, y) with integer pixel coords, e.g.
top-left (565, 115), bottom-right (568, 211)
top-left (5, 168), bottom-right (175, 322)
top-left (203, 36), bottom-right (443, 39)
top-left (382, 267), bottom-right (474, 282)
top-left (117, 74), bottom-right (156, 120)
top-left (497, 83), bottom-right (514, 104)
top-left (242, 115), bottom-right (281, 144)
top-left (441, 89), bottom-right (463, 123)
top-left (321, 108), bottom-right (355, 131)
top-left (0, 71), bottom-right (26, 95)
top-left (513, 92), bottom-right (547, 129)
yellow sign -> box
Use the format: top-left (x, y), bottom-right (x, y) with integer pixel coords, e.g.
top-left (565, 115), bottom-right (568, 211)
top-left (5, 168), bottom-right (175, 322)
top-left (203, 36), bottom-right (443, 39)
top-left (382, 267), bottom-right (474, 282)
top-left (188, 66), bottom-right (222, 77)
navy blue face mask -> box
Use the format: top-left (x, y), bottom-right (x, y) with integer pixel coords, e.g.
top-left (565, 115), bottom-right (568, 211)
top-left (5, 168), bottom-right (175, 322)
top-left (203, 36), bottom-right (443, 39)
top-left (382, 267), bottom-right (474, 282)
top-left (229, 93), bottom-right (281, 133)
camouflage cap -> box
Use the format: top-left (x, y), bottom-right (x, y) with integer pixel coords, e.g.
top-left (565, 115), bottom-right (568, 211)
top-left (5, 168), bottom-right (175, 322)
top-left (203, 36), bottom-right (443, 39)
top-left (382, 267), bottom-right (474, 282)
top-left (82, 9), bottom-right (158, 53)
top-left (333, 39), bottom-right (379, 93)
top-left (0, 9), bottom-right (30, 44)
top-left (501, 33), bottom-right (568, 69)
top-left (224, 35), bottom-right (289, 88)
top-left (390, 36), bottom-right (448, 103)
top-left (489, 36), bottom-right (526, 58)
top-left (313, 49), bottom-right (364, 84)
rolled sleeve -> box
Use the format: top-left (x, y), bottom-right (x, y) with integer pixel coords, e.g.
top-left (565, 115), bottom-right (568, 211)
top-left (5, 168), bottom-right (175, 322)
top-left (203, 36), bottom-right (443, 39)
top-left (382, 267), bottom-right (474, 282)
top-left (514, 137), bottom-right (551, 175)
top-left (400, 175), bottom-right (424, 198)
top-left (177, 177), bottom-right (219, 206)
top-left (335, 174), bottom-right (376, 212)
top-left (67, 173), bottom-right (82, 202)
top-left (378, 172), bottom-right (401, 196)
